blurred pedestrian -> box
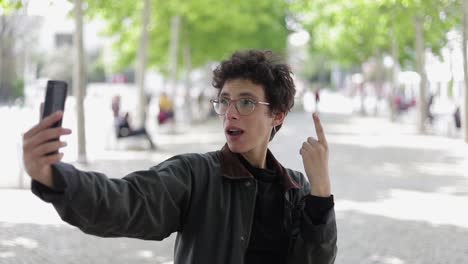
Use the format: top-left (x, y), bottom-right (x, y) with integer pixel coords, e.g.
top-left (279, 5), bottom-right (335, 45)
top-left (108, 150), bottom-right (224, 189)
top-left (22, 50), bottom-right (337, 264)
top-left (314, 87), bottom-right (321, 113)
top-left (157, 92), bottom-right (174, 125)
top-left (427, 93), bottom-right (435, 125)
top-left (454, 105), bottom-right (461, 130)
top-left (112, 95), bottom-right (156, 150)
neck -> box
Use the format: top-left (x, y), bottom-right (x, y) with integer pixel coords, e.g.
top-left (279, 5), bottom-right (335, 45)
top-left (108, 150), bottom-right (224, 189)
top-left (241, 148), bottom-right (268, 169)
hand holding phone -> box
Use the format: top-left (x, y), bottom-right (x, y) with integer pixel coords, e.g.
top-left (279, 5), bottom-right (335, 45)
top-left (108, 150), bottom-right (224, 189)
top-left (22, 80), bottom-right (70, 188)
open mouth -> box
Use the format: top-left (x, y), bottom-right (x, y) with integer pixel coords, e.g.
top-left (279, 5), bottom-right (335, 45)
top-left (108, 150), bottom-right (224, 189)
top-left (226, 128), bottom-right (244, 136)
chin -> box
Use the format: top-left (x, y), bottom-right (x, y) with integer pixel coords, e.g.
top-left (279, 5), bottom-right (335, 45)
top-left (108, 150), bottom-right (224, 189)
top-left (226, 141), bottom-right (249, 154)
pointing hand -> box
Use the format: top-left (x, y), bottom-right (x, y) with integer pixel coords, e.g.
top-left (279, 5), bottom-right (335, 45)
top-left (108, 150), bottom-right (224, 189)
top-left (299, 113), bottom-right (331, 197)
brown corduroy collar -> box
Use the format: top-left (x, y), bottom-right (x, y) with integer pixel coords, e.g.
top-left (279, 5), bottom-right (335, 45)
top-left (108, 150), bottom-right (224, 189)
top-left (219, 144), bottom-right (300, 191)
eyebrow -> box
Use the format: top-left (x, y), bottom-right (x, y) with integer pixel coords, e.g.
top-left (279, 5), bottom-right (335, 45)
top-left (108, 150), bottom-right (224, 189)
top-left (219, 92), bottom-right (258, 98)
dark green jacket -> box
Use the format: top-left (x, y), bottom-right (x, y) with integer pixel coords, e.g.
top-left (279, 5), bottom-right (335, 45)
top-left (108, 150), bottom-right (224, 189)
top-left (32, 145), bottom-right (337, 264)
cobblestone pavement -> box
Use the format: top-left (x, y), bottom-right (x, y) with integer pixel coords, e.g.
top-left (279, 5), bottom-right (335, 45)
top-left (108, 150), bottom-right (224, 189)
top-left (1, 109), bottom-right (468, 264)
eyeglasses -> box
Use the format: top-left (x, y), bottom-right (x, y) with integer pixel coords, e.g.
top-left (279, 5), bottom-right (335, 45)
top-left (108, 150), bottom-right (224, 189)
top-left (210, 98), bottom-right (270, 116)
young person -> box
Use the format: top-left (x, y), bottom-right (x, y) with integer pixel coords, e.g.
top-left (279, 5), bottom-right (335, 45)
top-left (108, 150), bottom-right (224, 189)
top-left (22, 50), bottom-right (337, 264)
top-left (111, 95), bottom-right (156, 149)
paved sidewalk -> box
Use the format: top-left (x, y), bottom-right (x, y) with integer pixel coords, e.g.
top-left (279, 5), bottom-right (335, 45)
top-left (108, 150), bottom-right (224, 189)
top-left (2, 104), bottom-right (468, 263)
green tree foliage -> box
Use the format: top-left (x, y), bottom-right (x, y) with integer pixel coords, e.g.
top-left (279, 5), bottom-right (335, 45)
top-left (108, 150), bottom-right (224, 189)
top-left (0, 0), bottom-right (22, 13)
top-left (293, 0), bottom-right (460, 68)
top-left (86, 0), bottom-right (290, 74)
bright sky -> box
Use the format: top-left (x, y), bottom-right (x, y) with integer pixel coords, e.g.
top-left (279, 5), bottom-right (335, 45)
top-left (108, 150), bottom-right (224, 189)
top-left (28, 0), bottom-right (73, 31)
top-left (27, 0), bottom-right (104, 51)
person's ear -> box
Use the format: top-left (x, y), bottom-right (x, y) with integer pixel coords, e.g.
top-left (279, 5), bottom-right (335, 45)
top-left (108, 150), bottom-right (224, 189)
top-left (272, 111), bottom-right (286, 127)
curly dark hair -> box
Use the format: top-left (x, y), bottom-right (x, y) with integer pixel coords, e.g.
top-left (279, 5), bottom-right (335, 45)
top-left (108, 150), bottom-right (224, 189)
top-left (212, 49), bottom-right (296, 140)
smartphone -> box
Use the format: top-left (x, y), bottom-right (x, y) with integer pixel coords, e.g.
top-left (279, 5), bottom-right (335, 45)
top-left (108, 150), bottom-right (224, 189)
top-left (41, 80), bottom-right (68, 155)
top-left (41, 80), bottom-right (68, 127)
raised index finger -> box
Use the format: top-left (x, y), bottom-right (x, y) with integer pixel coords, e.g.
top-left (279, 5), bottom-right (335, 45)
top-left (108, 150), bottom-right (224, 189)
top-left (23, 111), bottom-right (64, 138)
top-left (313, 112), bottom-right (328, 147)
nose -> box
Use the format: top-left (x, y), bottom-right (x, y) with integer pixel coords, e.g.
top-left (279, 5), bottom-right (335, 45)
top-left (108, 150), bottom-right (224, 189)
top-left (225, 101), bottom-right (239, 120)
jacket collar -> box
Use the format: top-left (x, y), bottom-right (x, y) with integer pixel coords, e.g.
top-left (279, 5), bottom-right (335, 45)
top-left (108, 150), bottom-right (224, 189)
top-left (219, 144), bottom-right (300, 191)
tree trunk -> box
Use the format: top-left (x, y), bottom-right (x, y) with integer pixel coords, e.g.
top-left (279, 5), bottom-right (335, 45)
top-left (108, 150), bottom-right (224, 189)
top-left (136, 0), bottom-right (150, 128)
top-left (390, 26), bottom-right (399, 122)
top-left (448, 40), bottom-right (454, 99)
top-left (0, 17), bottom-right (3, 97)
top-left (73, 0), bottom-right (87, 163)
top-left (414, 16), bottom-right (427, 134)
top-left (168, 16), bottom-right (181, 96)
top-left (183, 42), bottom-right (192, 125)
top-left (167, 15), bottom-right (180, 130)
top-left (463, 0), bottom-right (468, 143)
top-left (0, 16), bottom-right (16, 101)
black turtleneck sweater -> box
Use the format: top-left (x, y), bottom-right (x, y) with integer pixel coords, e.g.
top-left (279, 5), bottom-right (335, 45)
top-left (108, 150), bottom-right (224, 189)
top-left (239, 154), bottom-right (334, 264)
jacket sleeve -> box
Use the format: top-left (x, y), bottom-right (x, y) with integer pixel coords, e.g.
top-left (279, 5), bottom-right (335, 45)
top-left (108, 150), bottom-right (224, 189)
top-left (31, 156), bottom-right (193, 241)
top-left (288, 175), bottom-right (337, 264)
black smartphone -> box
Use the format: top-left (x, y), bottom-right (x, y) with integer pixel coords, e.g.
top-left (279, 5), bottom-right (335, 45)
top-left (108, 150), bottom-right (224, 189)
top-left (41, 80), bottom-right (68, 127)
top-left (41, 80), bottom-right (68, 155)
